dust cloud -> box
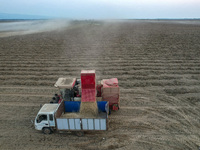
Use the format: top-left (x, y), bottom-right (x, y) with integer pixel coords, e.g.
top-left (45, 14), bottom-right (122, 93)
top-left (0, 19), bottom-right (70, 37)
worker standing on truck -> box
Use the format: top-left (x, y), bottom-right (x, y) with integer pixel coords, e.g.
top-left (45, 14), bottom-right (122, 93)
top-left (55, 94), bottom-right (60, 102)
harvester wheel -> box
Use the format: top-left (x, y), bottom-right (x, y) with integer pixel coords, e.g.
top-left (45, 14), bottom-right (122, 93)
top-left (42, 127), bottom-right (52, 134)
top-left (112, 104), bottom-right (119, 111)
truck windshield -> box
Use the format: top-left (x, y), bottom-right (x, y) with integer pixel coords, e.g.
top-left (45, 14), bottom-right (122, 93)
top-left (37, 114), bottom-right (47, 123)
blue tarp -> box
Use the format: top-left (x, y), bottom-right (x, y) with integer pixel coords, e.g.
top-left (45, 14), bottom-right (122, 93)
top-left (64, 101), bottom-right (80, 112)
top-left (97, 101), bottom-right (107, 112)
top-left (64, 101), bottom-right (107, 113)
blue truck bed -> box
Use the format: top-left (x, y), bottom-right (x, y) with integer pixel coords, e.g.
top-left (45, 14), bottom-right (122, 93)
top-left (55, 101), bottom-right (108, 131)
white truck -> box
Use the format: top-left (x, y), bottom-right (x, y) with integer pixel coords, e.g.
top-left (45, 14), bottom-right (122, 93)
top-left (34, 100), bottom-right (109, 135)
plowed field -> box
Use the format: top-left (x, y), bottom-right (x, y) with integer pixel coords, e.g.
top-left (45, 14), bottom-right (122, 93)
top-left (0, 20), bottom-right (200, 150)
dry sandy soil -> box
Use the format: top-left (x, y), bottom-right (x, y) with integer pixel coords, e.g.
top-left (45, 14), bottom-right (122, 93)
top-left (0, 20), bottom-right (200, 150)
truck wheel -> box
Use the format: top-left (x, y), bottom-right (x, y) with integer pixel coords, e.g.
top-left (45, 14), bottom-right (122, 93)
top-left (42, 127), bottom-right (52, 134)
top-left (75, 131), bottom-right (84, 137)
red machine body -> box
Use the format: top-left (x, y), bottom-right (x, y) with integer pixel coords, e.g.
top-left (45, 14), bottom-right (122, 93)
top-left (100, 78), bottom-right (120, 110)
top-left (81, 70), bottom-right (95, 89)
top-left (81, 70), bottom-right (96, 102)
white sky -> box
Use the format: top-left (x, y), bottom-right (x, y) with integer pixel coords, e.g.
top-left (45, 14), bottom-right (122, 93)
top-left (0, 0), bottom-right (200, 19)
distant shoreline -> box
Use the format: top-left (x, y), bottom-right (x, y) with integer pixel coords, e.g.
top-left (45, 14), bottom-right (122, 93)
top-left (0, 18), bottom-right (200, 22)
top-left (0, 19), bottom-right (50, 22)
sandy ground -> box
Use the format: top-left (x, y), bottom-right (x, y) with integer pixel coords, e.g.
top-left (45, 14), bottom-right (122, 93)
top-left (0, 20), bottom-right (200, 150)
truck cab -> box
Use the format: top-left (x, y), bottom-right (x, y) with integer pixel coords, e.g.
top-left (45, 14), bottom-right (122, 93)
top-left (34, 104), bottom-right (58, 134)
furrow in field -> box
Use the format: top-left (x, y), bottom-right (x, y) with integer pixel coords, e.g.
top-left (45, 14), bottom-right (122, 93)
top-left (1, 65), bottom-right (200, 71)
top-left (0, 93), bottom-right (52, 97)
top-left (0, 94), bottom-right (51, 103)
top-left (0, 74), bottom-right (187, 80)
top-left (0, 57), bottom-right (200, 62)
top-left (0, 86), bottom-right (55, 89)
top-left (0, 67), bottom-right (200, 74)
top-left (1, 62), bottom-right (200, 68)
top-left (0, 87), bottom-right (57, 95)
